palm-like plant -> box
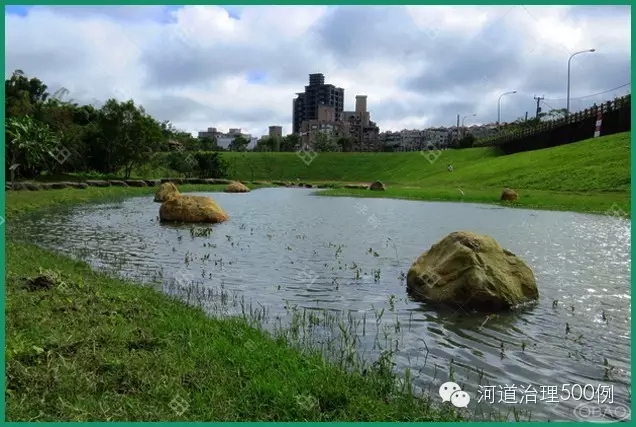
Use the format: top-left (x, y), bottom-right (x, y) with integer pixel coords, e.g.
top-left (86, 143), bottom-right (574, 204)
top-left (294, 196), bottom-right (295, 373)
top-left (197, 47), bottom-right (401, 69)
top-left (6, 115), bottom-right (60, 180)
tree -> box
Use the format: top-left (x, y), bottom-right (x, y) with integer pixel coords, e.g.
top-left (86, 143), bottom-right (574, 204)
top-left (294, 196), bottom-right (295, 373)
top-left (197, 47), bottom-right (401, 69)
top-left (457, 133), bottom-right (476, 149)
top-left (5, 115), bottom-right (60, 179)
top-left (199, 136), bottom-right (219, 151)
top-left (539, 108), bottom-right (568, 121)
top-left (336, 136), bottom-right (354, 152)
top-left (280, 134), bottom-right (300, 152)
top-left (3, 70), bottom-right (181, 179)
top-left (229, 135), bottom-right (249, 152)
top-left (314, 132), bottom-right (338, 152)
top-left (254, 137), bottom-right (276, 152)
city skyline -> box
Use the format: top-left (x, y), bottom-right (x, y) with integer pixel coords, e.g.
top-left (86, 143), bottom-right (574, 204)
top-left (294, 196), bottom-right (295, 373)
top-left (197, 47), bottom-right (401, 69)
top-left (5, 5), bottom-right (631, 138)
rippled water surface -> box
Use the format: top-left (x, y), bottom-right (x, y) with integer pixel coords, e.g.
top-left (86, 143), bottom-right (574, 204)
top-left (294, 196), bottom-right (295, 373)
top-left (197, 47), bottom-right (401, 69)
top-left (11, 188), bottom-right (631, 421)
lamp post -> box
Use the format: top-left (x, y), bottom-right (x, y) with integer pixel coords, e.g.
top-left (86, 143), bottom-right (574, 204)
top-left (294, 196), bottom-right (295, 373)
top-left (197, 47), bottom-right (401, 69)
top-left (567, 48), bottom-right (596, 117)
top-left (461, 114), bottom-right (476, 139)
top-left (497, 91), bottom-right (517, 126)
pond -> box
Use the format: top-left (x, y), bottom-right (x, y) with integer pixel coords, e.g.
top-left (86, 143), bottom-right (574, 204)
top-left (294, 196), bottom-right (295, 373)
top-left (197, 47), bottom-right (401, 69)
top-left (10, 187), bottom-right (631, 421)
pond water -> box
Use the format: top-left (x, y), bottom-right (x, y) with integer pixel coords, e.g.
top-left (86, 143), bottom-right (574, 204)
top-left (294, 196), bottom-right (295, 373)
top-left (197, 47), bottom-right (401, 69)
top-left (10, 188), bottom-right (631, 421)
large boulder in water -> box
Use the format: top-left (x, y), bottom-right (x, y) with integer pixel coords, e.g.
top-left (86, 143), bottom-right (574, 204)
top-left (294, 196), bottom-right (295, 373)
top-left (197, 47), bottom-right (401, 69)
top-left (154, 182), bottom-right (180, 202)
top-left (224, 181), bottom-right (250, 193)
top-left (159, 195), bottom-right (229, 224)
top-left (406, 231), bottom-right (538, 312)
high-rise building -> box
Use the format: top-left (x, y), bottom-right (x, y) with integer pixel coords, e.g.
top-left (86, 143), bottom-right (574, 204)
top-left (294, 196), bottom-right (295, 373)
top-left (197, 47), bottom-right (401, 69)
top-left (292, 73), bottom-right (344, 134)
top-left (343, 94), bottom-right (380, 151)
top-left (268, 125), bottom-right (283, 139)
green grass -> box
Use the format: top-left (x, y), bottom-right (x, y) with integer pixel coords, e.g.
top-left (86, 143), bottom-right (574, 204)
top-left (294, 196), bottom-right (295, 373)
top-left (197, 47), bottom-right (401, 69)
top-left (23, 132), bottom-right (630, 215)
top-left (220, 132), bottom-right (631, 215)
top-left (5, 187), bottom-right (464, 422)
top-left (5, 184), bottom-right (229, 220)
top-left (318, 186), bottom-right (630, 215)
top-left (222, 132), bottom-right (630, 191)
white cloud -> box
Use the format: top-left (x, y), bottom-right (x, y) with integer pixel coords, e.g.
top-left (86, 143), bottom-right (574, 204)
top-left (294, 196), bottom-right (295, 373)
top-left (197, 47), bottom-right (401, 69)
top-left (5, 5), bottom-right (631, 138)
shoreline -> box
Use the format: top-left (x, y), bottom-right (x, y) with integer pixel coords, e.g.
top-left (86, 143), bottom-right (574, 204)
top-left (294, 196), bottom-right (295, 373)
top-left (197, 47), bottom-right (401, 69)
top-left (6, 177), bottom-right (630, 216)
top-left (5, 186), bottom-right (468, 422)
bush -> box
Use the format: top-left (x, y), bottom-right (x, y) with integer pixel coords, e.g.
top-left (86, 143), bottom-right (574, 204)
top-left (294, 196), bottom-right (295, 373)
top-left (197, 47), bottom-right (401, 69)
top-left (193, 151), bottom-right (228, 178)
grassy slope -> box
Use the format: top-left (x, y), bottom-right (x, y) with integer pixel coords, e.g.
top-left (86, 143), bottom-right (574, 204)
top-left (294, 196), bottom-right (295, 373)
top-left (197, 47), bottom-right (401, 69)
top-left (224, 132), bottom-right (630, 192)
top-left (222, 132), bottom-right (631, 214)
top-left (5, 186), bottom-right (462, 422)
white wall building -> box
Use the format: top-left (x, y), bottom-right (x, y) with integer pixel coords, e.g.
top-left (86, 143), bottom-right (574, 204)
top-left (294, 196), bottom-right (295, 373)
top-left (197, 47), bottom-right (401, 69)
top-left (198, 127), bottom-right (258, 150)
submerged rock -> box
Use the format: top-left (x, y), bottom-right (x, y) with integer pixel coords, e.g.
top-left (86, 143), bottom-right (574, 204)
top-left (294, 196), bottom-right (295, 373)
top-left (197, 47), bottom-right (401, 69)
top-left (406, 231), bottom-right (538, 312)
top-left (159, 195), bottom-right (229, 224)
top-left (154, 182), bottom-right (180, 203)
top-left (224, 181), bottom-right (250, 193)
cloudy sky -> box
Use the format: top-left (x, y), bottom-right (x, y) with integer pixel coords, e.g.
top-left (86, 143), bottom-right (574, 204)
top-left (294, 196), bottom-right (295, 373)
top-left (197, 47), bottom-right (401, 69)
top-left (5, 5), bottom-right (631, 137)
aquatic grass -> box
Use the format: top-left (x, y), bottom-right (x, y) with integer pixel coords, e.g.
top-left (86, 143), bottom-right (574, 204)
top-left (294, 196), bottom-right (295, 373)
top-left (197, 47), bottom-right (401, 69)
top-left (6, 241), bottom-right (470, 422)
top-left (7, 182), bottom-right (591, 422)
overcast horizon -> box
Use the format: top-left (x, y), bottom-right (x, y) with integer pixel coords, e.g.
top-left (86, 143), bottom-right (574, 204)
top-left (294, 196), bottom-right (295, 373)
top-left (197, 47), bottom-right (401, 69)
top-left (5, 5), bottom-right (631, 137)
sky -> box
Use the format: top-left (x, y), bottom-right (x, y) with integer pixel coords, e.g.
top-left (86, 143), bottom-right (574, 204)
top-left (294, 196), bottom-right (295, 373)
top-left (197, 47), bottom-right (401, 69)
top-left (5, 5), bottom-right (631, 138)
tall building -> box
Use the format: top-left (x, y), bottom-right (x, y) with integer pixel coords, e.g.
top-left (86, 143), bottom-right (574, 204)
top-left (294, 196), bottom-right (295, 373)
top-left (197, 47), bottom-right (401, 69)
top-left (292, 73), bottom-right (344, 134)
top-left (342, 94), bottom-right (380, 151)
top-left (268, 125), bottom-right (283, 139)
top-left (299, 104), bottom-right (347, 148)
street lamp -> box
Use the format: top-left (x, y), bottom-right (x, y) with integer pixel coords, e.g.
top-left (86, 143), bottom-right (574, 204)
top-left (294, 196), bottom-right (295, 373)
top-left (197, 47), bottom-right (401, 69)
top-left (461, 114), bottom-right (476, 139)
top-left (567, 48), bottom-right (596, 116)
top-left (497, 91), bottom-right (517, 126)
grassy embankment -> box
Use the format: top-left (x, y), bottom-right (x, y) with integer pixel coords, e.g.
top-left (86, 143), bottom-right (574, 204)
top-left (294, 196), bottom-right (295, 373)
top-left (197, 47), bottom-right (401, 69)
top-left (5, 186), bottom-right (463, 422)
top-left (29, 132), bottom-right (630, 214)
top-left (218, 131), bottom-right (630, 215)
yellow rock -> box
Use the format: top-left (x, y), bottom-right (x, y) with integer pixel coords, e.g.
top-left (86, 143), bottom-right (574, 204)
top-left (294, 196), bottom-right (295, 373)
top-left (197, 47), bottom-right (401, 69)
top-left (159, 195), bottom-right (229, 223)
top-left (224, 181), bottom-right (250, 193)
top-left (154, 182), bottom-right (180, 202)
top-left (406, 231), bottom-right (538, 312)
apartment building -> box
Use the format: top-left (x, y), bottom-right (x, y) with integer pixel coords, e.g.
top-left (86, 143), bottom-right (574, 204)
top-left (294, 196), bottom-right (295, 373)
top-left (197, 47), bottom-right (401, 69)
top-left (342, 95), bottom-right (380, 151)
top-left (293, 73), bottom-right (344, 134)
top-left (197, 127), bottom-right (258, 150)
top-left (299, 104), bottom-right (347, 148)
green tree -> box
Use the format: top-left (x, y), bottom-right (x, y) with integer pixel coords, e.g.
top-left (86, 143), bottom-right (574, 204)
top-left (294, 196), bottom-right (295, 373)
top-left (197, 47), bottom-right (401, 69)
top-left (315, 132), bottom-right (338, 152)
top-left (336, 136), bottom-right (354, 152)
top-left (280, 134), bottom-right (299, 152)
top-left (457, 133), bottom-right (476, 149)
top-left (229, 135), bottom-right (250, 152)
